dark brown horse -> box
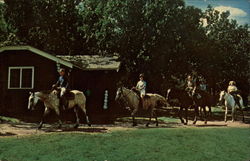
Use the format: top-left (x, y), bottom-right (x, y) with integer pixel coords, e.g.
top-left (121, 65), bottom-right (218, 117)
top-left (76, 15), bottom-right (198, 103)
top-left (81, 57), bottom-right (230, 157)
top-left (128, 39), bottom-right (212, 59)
top-left (194, 90), bottom-right (216, 123)
top-left (166, 88), bottom-right (199, 125)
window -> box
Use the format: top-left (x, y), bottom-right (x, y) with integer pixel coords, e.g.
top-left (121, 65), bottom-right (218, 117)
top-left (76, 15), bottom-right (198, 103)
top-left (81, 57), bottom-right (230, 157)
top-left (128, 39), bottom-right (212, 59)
top-left (8, 67), bottom-right (34, 89)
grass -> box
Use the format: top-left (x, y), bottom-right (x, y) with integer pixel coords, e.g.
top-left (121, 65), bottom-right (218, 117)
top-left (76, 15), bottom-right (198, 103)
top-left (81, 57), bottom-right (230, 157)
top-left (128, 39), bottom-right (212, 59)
top-left (0, 116), bottom-right (20, 123)
top-left (0, 127), bottom-right (250, 161)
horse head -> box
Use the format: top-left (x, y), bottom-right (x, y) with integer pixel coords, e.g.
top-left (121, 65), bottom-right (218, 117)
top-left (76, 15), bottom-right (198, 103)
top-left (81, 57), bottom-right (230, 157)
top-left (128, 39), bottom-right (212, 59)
top-left (28, 92), bottom-right (39, 110)
top-left (166, 88), bottom-right (171, 101)
top-left (219, 91), bottom-right (226, 101)
top-left (218, 90), bottom-right (226, 105)
top-left (115, 87), bottom-right (123, 101)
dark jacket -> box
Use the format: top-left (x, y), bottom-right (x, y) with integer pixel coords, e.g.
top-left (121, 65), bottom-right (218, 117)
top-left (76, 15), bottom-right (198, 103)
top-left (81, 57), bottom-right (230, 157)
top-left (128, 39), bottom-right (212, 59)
top-left (56, 76), bottom-right (69, 88)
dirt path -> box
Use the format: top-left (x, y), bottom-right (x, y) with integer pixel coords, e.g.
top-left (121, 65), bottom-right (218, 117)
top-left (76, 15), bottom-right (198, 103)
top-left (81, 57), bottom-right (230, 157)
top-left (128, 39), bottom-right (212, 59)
top-left (1, 118), bottom-right (249, 138)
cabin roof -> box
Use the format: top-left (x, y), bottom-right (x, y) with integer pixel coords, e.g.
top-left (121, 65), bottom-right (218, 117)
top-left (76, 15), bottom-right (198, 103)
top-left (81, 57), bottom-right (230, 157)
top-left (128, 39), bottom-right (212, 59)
top-left (0, 45), bottom-right (73, 68)
top-left (0, 45), bottom-right (121, 71)
top-left (57, 55), bottom-right (121, 72)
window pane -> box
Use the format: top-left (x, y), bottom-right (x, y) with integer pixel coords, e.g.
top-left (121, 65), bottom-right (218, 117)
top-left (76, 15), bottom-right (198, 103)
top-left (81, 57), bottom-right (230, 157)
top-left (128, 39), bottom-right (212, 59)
top-left (22, 69), bottom-right (33, 88)
top-left (10, 69), bottom-right (20, 88)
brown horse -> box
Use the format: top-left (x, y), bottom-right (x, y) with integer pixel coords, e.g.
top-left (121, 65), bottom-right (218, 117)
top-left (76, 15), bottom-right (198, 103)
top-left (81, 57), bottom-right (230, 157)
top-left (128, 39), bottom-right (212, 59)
top-left (28, 90), bottom-right (91, 129)
top-left (166, 88), bottom-right (199, 125)
top-left (115, 87), bottom-right (168, 126)
top-left (194, 90), bottom-right (216, 123)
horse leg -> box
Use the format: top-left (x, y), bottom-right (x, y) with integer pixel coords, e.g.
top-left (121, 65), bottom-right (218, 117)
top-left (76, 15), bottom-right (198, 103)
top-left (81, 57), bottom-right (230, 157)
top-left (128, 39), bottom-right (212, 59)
top-left (224, 106), bottom-right (228, 122)
top-left (80, 104), bottom-right (91, 127)
top-left (208, 106), bottom-right (212, 117)
top-left (185, 107), bottom-right (189, 125)
top-left (203, 106), bottom-right (207, 124)
top-left (240, 107), bottom-right (245, 122)
top-left (179, 107), bottom-right (185, 124)
top-left (154, 110), bottom-right (158, 127)
top-left (73, 107), bottom-right (80, 129)
top-left (38, 107), bottom-right (50, 129)
top-left (146, 108), bottom-right (154, 127)
top-left (131, 107), bottom-right (138, 126)
top-left (238, 100), bottom-right (245, 122)
top-left (199, 106), bottom-right (202, 118)
top-left (193, 106), bottom-right (198, 125)
top-left (231, 106), bottom-right (235, 122)
top-left (54, 107), bottom-right (62, 129)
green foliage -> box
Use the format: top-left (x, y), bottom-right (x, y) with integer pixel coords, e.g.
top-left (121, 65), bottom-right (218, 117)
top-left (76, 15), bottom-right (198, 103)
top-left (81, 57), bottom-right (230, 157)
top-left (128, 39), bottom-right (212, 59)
top-left (0, 0), bottom-right (249, 95)
top-left (0, 115), bottom-right (20, 123)
top-left (0, 128), bottom-right (250, 161)
top-left (0, 2), bottom-right (8, 42)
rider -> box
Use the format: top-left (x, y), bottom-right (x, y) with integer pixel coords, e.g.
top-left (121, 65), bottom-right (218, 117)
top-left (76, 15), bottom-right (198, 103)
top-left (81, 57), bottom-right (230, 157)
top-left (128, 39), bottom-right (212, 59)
top-left (53, 68), bottom-right (69, 110)
top-left (199, 78), bottom-right (207, 92)
top-left (135, 73), bottom-right (147, 108)
top-left (185, 74), bottom-right (197, 97)
top-left (227, 81), bottom-right (241, 107)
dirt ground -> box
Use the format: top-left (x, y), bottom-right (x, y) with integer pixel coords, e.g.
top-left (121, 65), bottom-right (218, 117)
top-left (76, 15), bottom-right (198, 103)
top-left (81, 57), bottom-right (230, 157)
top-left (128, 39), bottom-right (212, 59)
top-left (1, 116), bottom-right (250, 138)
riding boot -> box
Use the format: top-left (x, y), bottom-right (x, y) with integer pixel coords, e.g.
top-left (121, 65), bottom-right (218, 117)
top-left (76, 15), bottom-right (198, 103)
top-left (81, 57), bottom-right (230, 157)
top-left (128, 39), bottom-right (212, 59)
top-left (60, 97), bottom-right (67, 111)
top-left (233, 95), bottom-right (241, 108)
top-left (59, 98), bottom-right (64, 112)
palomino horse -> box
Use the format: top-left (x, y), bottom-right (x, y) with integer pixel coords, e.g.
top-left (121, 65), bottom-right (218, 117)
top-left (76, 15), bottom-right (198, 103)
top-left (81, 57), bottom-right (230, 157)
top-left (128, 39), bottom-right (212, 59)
top-left (219, 91), bottom-right (245, 122)
top-left (28, 90), bottom-right (91, 129)
top-left (115, 87), bottom-right (168, 126)
top-left (166, 88), bottom-right (200, 125)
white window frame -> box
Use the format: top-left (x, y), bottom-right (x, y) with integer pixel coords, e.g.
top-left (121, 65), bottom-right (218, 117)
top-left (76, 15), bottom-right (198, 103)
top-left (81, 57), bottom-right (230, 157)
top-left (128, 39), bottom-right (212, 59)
top-left (8, 66), bottom-right (35, 89)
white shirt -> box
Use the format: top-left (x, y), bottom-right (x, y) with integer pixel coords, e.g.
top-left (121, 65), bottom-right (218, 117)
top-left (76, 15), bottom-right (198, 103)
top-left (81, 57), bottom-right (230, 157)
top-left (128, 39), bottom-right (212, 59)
top-left (227, 85), bottom-right (238, 93)
top-left (136, 80), bottom-right (146, 92)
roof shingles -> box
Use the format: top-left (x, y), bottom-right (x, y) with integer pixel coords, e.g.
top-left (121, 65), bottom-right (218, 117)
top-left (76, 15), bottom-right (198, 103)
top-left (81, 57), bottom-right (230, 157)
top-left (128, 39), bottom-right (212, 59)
top-left (57, 55), bottom-right (121, 71)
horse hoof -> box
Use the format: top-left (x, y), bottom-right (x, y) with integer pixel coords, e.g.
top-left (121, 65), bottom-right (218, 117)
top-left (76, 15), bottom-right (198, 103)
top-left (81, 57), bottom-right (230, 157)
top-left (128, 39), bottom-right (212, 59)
top-left (146, 123), bottom-right (149, 127)
top-left (156, 123), bottom-right (159, 127)
top-left (204, 121), bottom-right (207, 124)
top-left (184, 123), bottom-right (187, 125)
top-left (132, 123), bottom-right (137, 126)
top-left (37, 124), bottom-right (42, 130)
top-left (57, 125), bottom-right (62, 129)
top-left (74, 124), bottom-right (79, 129)
top-left (88, 123), bottom-right (91, 127)
top-left (193, 121), bottom-right (197, 125)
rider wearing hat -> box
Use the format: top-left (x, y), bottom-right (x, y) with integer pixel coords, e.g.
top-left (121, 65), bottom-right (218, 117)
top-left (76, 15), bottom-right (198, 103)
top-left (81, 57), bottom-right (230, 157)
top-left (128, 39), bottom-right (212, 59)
top-left (54, 68), bottom-right (69, 89)
top-left (53, 68), bottom-right (69, 110)
top-left (227, 81), bottom-right (241, 107)
top-left (134, 73), bottom-right (147, 109)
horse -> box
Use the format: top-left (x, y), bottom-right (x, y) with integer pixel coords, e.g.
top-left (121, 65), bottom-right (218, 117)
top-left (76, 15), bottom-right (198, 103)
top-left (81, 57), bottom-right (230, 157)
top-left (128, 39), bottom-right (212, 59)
top-left (219, 91), bottom-right (245, 122)
top-left (115, 87), bottom-right (168, 127)
top-left (166, 88), bottom-right (200, 125)
top-left (28, 89), bottom-right (91, 129)
top-left (193, 90), bottom-right (215, 124)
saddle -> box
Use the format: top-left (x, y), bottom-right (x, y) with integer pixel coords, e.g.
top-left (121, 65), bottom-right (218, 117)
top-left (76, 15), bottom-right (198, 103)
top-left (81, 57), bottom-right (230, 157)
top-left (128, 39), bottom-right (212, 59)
top-left (131, 87), bottom-right (150, 99)
top-left (54, 88), bottom-right (75, 100)
top-left (131, 87), bottom-right (150, 109)
top-left (232, 94), bottom-right (241, 105)
top-left (64, 91), bottom-right (75, 100)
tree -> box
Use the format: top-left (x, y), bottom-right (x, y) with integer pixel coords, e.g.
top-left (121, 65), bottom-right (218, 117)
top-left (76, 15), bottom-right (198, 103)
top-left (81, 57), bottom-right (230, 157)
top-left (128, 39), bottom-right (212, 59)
top-left (201, 5), bottom-right (250, 100)
top-left (4, 0), bottom-right (81, 55)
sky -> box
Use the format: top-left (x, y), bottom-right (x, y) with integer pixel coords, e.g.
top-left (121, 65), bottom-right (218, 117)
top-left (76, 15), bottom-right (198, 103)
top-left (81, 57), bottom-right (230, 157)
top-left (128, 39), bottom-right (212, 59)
top-left (185, 0), bottom-right (250, 25)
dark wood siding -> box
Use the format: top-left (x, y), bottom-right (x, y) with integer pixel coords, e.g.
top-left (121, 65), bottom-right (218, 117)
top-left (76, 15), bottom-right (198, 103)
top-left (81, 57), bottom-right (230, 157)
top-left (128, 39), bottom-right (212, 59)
top-left (71, 69), bottom-right (120, 123)
top-left (0, 50), bottom-right (59, 117)
top-left (0, 49), bottom-right (121, 124)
